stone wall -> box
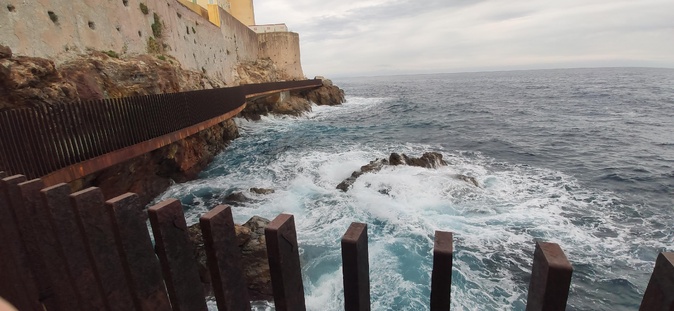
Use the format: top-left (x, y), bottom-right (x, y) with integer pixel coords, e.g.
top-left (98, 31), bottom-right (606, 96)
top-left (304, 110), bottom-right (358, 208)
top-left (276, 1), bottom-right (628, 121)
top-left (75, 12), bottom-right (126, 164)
top-left (0, 0), bottom-right (265, 84)
top-left (258, 32), bottom-right (304, 79)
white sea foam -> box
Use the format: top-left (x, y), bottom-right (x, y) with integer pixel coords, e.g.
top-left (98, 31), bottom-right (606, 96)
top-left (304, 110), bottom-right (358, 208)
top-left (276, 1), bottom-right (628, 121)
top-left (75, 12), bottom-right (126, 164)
top-left (155, 96), bottom-right (663, 310)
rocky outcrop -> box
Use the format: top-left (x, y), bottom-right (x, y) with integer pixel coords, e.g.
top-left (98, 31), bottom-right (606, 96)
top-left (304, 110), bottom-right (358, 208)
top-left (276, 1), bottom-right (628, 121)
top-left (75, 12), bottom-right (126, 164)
top-left (83, 119), bottom-right (238, 205)
top-left (0, 51), bottom-right (238, 205)
top-left (187, 216), bottom-right (273, 301)
top-left (239, 91), bottom-right (312, 120)
top-left (0, 52), bottom-right (79, 110)
top-left (337, 152), bottom-right (479, 191)
top-left (250, 188), bottom-right (275, 195)
top-left (59, 51), bottom-right (224, 101)
top-left (301, 78), bottom-right (346, 106)
top-left (0, 44), bottom-right (12, 59)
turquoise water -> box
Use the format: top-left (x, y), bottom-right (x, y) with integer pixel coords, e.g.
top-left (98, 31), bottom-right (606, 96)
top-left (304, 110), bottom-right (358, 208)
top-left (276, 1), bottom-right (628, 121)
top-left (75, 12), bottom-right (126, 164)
top-left (154, 68), bottom-right (674, 310)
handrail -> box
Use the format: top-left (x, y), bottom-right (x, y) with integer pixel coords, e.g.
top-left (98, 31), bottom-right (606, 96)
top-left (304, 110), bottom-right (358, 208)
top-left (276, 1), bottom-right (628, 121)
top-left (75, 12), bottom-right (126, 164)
top-left (0, 79), bottom-right (322, 184)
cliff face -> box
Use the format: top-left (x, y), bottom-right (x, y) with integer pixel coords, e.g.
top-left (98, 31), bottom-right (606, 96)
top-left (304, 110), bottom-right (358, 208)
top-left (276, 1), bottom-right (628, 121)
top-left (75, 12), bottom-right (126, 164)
top-left (1, 45), bottom-right (345, 205)
top-left (0, 48), bottom-right (237, 205)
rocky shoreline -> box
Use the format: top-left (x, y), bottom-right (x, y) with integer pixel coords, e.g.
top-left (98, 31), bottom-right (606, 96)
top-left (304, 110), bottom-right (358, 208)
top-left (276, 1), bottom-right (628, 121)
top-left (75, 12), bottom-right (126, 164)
top-left (0, 45), bottom-right (345, 205)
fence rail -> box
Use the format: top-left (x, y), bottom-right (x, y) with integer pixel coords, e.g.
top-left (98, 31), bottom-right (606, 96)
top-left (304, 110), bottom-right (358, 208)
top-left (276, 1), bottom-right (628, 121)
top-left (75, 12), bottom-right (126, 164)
top-left (0, 173), bottom-right (672, 310)
top-left (0, 79), bottom-right (322, 182)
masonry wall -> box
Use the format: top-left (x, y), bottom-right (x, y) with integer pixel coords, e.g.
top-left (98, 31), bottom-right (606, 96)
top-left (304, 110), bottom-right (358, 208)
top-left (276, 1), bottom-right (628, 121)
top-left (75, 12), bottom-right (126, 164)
top-left (0, 0), bottom-right (262, 84)
top-left (258, 32), bottom-right (303, 79)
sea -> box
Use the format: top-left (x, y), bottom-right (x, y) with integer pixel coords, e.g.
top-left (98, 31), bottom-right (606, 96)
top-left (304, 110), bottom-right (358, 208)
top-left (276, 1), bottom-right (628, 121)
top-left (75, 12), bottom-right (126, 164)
top-left (153, 67), bottom-right (674, 311)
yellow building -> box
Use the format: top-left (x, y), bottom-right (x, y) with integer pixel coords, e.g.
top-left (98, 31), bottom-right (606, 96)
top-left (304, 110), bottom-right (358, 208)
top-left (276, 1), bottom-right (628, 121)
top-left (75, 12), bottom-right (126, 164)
top-left (193, 0), bottom-right (229, 11)
top-left (228, 0), bottom-right (255, 26)
top-left (189, 0), bottom-right (255, 26)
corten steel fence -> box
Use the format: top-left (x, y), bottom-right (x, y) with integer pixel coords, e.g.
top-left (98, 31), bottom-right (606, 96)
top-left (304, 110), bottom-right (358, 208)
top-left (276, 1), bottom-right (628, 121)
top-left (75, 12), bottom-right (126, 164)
top-left (0, 173), bottom-right (672, 311)
top-left (0, 79), bottom-right (322, 182)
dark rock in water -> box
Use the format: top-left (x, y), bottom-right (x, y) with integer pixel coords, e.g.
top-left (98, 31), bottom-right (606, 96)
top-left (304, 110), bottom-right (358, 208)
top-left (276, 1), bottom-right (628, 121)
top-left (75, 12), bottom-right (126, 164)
top-left (188, 216), bottom-right (273, 301)
top-left (389, 153), bottom-right (404, 166)
top-left (337, 159), bottom-right (388, 192)
top-left (250, 187), bottom-right (275, 195)
top-left (236, 216), bottom-right (273, 301)
top-left (301, 78), bottom-right (346, 106)
top-left (187, 224), bottom-right (212, 296)
top-left (337, 152), bottom-right (456, 192)
top-left (226, 191), bottom-right (249, 203)
top-left (456, 174), bottom-right (480, 187)
top-left (404, 152), bottom-right (447, 168)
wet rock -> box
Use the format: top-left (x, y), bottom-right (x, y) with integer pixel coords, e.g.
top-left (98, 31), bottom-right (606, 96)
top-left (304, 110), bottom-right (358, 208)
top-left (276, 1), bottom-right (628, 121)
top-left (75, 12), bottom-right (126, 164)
top-left (240, 90), bottom-right (312, 120)
top-left (337, 159), bottom-right (388, 192)
top-left (187, 216), bottom-right (273, 301)
top-left (250, 188), bottom-right (275, 195)
top-left (225, 192), bottom-right (250, 203)
top-left (337, 152), bottom-right (449, 192)
top-left (238, 216), bottom-right (273, 301)
top-left (404, 152), bottom-right (447, 168)
top-left (456, 174), bottom-right (480, 187)
top-left (301, 79), bottom-right (345, 106)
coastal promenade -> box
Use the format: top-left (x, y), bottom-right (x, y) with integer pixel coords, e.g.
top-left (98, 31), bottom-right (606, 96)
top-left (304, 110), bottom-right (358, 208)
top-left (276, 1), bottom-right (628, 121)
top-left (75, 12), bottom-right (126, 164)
top-left (0, 79), bottom-right (322, 185)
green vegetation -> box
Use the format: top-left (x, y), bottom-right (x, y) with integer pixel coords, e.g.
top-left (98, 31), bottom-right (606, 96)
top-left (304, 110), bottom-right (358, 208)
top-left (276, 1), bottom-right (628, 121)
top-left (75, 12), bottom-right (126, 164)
top-left (157, 55), bottom-right (166, 61)
top-left (103, 50), bottom-right (119, 58)
top-left (147, 37), bottom-right (160, 54)
top-left (151, 13), bottom-right (163, 38)
top-left (139, 2), bottom-right (149, 15)
top-left (192, 27), bottom-right (196, 34)
top-left (48, 11), bottom-right (58, 23)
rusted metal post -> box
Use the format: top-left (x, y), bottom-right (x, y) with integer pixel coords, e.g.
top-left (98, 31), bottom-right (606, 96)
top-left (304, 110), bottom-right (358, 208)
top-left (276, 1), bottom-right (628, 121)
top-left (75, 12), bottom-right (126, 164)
top-left (19, 179), bottom-right (80, 311)
top-left (430, 231), bottom-right (454, 311)
top-left (639, 252), bottom-right (674, 310)
top-left (70, 187), bottom-right (136, 310)
top-left (525, 241), bottom-right (573, 311)
top-left (148, 199), bottom-right (208, 311)
top-left (0, 175), bottom-right (42, 311)
top-left (200, 205), bottom-right (251, 311)
top-left (341, 222), bottom-right (370, 311)
top-left (265, 214), bottom-right (306, 311)
top-left (4, 175), bottom-right (59, 310)
top-left (106, 193), bottom-right (172, 311)
top-left (41, 183), bottom-right (106, 310)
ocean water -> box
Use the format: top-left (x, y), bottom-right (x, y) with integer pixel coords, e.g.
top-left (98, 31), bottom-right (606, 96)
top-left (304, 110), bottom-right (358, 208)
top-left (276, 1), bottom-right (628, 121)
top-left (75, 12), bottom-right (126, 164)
top-left (154, 67), bottom-right (674, 310)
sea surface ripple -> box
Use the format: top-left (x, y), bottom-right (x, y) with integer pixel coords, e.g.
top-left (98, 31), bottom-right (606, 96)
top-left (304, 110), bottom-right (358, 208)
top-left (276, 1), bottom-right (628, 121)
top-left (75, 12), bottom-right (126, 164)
top-left (154, 67), bottom-right (674, 311)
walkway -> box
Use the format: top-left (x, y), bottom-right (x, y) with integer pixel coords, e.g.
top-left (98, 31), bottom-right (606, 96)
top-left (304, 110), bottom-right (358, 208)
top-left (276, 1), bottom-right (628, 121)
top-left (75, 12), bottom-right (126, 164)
top-left (0, 79), bottom-right (322, 185)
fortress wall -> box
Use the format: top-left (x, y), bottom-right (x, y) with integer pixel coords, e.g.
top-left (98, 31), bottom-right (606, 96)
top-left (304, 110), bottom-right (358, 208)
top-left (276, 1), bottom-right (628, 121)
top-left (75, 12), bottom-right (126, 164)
top-left (258, 32), bottom-right (304, 79)
top-left (0, 0), bottom-right (261, 84)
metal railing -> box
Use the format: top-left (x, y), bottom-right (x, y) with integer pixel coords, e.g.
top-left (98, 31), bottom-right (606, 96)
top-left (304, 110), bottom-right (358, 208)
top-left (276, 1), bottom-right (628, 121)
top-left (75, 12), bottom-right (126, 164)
top-left (0, 79), bottom-right (321, 182)
top-left (0, 173), bottom-right (672, 311)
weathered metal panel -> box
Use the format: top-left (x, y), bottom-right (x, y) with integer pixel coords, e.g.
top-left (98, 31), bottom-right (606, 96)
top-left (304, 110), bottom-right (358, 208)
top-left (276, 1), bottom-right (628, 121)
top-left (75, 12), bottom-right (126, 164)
top-left (19, 179), bottom-right (81, 311)
top-left (5, 176), bottom-right (58, 309)
top-left (200, 205), bottom-right (251, 311)
top-left (265, 214), bottom-right (306, 311)
top-left (0, 175), bottom-right (42, 311)
top-left (341, 222), bottom-right (370, 311)
top-left (41, 183), bottom-right (106, 310)
top-left (148, 199), bottom-right (207, 311)
top-left (639, 252), bottom-right (674, 310)
top-left (70, 187), bottom-right (136, 311)
top-left (106, 193), bottom-right (172, 311)
top-left (430, 231), bottom-right (453, 311)
top-left (525, 241), bottom-right (573, 311)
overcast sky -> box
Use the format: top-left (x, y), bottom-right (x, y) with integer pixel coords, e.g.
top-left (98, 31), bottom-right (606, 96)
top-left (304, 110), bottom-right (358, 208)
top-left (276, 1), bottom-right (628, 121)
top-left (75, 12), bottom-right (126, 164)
top-left (253, 0), bottom-right (674, 78)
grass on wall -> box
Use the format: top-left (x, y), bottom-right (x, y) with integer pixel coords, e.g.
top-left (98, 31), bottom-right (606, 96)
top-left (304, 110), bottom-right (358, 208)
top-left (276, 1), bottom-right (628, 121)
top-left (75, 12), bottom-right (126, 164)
top-left (151, 13), bottom-right (163, 38)
top-left (139, 3), bottom-right (149, 15)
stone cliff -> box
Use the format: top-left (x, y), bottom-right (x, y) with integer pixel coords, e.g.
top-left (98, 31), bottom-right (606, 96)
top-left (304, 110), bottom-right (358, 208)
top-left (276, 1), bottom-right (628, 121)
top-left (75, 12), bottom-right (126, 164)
top-left (0, 46), bottom-right (345, 205)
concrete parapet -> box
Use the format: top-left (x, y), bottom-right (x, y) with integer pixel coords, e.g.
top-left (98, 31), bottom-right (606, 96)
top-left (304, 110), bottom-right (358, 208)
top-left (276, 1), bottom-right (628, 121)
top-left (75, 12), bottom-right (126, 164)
top-left (258, 32), bottom-right (304, 79)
